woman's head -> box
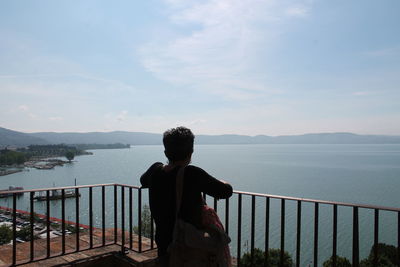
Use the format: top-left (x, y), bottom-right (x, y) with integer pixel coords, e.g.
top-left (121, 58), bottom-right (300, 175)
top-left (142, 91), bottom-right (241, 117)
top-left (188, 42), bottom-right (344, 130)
top-left (163, 126), bottom-right (194, 163)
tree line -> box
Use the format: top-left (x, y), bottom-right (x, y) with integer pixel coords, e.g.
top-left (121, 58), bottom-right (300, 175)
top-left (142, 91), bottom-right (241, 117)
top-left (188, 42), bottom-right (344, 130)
top-left (239, 244), bottom-right (399, 267)
top-left (0, 145), bottom-right (82, 166)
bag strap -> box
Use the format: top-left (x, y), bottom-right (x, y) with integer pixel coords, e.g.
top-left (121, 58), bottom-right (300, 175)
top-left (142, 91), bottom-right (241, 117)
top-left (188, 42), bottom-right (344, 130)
top-left (175, 166), bottom-right (186, 219)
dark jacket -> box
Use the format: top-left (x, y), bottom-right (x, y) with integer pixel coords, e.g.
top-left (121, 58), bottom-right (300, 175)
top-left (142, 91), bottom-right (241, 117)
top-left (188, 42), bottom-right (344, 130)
top-left (140, 162), bottom-right (233, 256)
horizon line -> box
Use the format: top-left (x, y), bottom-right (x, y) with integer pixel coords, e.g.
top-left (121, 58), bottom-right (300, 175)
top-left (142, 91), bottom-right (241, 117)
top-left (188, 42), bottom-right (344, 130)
top-left (2, 126), bottom-right (400, 137)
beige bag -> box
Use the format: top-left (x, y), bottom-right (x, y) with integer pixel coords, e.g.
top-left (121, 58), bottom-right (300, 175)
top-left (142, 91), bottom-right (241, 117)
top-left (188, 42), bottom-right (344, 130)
top-left (168, 167), bottom-right (231, 267)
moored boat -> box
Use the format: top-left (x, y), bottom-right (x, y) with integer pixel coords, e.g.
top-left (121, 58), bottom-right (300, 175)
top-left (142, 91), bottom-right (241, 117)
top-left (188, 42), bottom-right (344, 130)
top-left (34, 189), bottom-right (80, 201)
top-left (0, 186), bottom-right (24, 198)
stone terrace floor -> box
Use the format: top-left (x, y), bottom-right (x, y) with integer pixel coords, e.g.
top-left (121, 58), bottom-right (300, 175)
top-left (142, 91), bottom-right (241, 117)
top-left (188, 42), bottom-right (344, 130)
top-left (0, 229), bottom-right (157, 267)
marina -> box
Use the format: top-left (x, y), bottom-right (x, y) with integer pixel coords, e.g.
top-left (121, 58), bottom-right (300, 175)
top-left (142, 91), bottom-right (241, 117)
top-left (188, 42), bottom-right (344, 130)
top-left (0, 205), bottom-right (89, 244)
top-left (33, 189), bottom-right (80, 201)
top-left (0, 187), bottom-right (24, 198)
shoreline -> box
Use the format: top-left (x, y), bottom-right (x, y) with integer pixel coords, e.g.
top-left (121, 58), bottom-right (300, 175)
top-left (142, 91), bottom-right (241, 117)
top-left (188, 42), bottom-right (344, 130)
top-left (0, 169), bottom-right (23, 176)
top-left (0, 157), bottom-right (72, 176)
top-left (0, 205), bottom-right (92, 229)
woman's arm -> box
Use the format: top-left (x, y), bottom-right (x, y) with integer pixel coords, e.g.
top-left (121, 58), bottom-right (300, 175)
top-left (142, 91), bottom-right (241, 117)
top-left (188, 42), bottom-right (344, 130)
top-left (186, 166), bottom-right (233, 199)
top-left (140, 162), bottom-right (163, 188)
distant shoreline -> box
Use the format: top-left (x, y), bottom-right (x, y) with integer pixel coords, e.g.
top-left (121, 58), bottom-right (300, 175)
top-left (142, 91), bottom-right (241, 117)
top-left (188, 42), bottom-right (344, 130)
top-left (2, 126), bottom-right (400, 147)
top-left (0, 169), bottom-right (23, 176)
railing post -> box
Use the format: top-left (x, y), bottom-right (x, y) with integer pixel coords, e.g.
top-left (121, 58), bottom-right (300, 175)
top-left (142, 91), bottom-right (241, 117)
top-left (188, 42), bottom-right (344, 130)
top-left (398, 211), bottom-right (400, 267)
top-left (12, 193), bottom-right (17, 266)
top-left (46, 190), bottom-right (51, 258)
top-left (333, 204), bottom-right (337, 267)
top-left (280, 199), bottom-right (285, 267)
top-left (265, 197), bottom-right (270, 267)
top-left (225, 198), bottom-right (229, 235)
top-left (114, 185), bottom-right (118, 244)
top-left (237, 193), bottom-right (242, 267)
top-left (89, 187), bottom-right (93, 249)
top-left (314, 202), bottom-right (319, 267)
top-left (374, 209), bottom-right (379, 266)
top-left (296, 201), bottom-right (301, 267)
top-left (30, 191), bottom-right (35, 261)
top-left (121, 186), bottom-right (125, 253)
top-left (138, 187), bottom-right (142, 253)
top-left (75, 188), bottom-right (80, 251)
top-left (102, 185), bottom-right (106, 246)
top-left (129, 187), bottom-right (133, 250)
top-left (61, 189), bottom-right (66, 255)
top-left (251, 195), bottom-right (256, 265)
top-left (352, 207), bottom-right (359, 267)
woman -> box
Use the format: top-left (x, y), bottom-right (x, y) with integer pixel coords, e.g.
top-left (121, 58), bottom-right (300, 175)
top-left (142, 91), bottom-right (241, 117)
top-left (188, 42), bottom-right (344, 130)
top-left (140, 126), bottom-right (233, 266)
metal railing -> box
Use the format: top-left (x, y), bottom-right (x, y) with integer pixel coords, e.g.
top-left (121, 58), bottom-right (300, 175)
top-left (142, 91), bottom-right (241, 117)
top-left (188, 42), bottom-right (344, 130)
top-left (1, 185), bottom-right (400, 266)
top-left (0, 184), bottom-right (155, 266)
top-left (223, 191), bottom-right (400, 267)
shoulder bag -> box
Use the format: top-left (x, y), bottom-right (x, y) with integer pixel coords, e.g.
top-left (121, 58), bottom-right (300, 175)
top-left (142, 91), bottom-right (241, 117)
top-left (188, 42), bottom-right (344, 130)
top-left (168, 167), bottom-right (231, 267)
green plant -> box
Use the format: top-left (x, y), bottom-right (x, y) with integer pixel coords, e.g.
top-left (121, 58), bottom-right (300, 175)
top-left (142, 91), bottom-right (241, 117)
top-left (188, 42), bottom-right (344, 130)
top-left (360, 243), bottom-right (398, 267)
top-left (65, 151), bottom-right (75, 162)
top-left (51, 222), bottom-right (60, 229)
top-left (323, 255), bottom-right (351, 267)
top-left (66, 224), bottom-right (80, 233)
top-left (0, 225), bottom-right (12, 245)
top-left (33, 212), bottom-right (42, 223)
top-left (133, 204), bottom-right (152, 238)
top-left (0, 150), bottom-right (26, 165)
top-left (16, 225), bottom-right (39, 241)
top-left (239, 248), bottom-right (293, 267)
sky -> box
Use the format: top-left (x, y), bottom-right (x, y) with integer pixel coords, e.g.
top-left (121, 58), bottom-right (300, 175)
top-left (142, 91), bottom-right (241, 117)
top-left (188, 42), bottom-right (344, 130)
top-left (0, 0), bottom-right (399, 136)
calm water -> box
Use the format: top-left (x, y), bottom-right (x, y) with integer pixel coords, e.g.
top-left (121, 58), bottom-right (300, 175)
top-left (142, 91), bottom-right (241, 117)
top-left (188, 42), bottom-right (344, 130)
top-left (1, 144), bottom-right (400, 265)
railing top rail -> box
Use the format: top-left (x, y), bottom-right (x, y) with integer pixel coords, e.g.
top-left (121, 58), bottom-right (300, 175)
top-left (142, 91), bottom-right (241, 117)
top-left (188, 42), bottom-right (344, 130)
top-left (234, 190), bottom-right (400, 212)
top-left (0, 183), bottom-right (141, 194)
top-left (0, 184), bottom-right (109, 194)
top-left (1, 183), bottom-right (399, 212)
top-left (115, 183), bottom-right (142, 189)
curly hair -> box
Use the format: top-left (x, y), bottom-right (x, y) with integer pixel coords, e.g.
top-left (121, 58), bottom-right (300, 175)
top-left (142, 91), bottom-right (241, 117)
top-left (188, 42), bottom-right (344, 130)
top-left (163, 126), bottom-right (194, 163)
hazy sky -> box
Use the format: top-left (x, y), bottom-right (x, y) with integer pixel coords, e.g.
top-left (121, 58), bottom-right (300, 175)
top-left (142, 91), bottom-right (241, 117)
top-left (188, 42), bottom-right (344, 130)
top-left (1, 0), bottom-right (399, 135)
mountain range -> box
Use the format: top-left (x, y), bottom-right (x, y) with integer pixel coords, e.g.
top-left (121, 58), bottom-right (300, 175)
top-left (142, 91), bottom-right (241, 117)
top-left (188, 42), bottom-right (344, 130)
top-left (1, 126), bottom-right (400, 147)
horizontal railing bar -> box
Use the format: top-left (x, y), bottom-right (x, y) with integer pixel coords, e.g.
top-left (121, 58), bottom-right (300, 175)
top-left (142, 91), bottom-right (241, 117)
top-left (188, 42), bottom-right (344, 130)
top-left (0, 183), bottom-right (140, 194)
top-left (0, 183), bottom-right (117, 194)
top-left (233, 190), bottom-right (400, 212)
top-left (2, 184), bottom-right (399, 212)
top-left (115, 183), bottom-right (141, 189)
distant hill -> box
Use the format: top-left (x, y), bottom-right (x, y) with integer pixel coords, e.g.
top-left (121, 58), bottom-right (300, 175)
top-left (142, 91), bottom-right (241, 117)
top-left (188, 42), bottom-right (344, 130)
top-left (196, 132), bottom-right (400, 144)
top-left (1, 127), bottom-right (400, 147)
top-left (0, 127), bottom-right (48, 147)
top-left (29, 131), bottom-right (161, 145)
top-left (28, 130), bottom-right (400, 145)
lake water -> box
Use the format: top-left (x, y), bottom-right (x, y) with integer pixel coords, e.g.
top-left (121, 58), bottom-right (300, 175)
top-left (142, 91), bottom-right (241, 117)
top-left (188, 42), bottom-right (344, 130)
top-left (1, 144), bottom-right (400, 265)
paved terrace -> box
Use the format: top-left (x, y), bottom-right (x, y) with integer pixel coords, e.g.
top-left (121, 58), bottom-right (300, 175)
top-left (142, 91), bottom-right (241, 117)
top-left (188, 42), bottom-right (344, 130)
top-left (0, 229), bottom-right (158, 267)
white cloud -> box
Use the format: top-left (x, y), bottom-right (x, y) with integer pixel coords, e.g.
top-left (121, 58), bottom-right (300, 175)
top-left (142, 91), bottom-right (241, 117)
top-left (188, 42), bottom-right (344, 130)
top-left (188, 119), bottom-right (207, 126)
top-left (28, 113), bottom-right (38, 119)
top-left (15, 104), bottom-right (38, 120)
top-left (0, 74), bottom-right (148, 132)
top-left (116, 111), bottom-right (128, 122)
top-left (18, 105), bottom-right (29, 111)
top-left (49, 116), bottom-right (63, 121)
top-left (0, 30), bottom-right (85, 76)
top-left (352, 91), bottom-right (370, 96)
top-left (139, 0), bottom-right (312, 100)
top-left (285, 6), bottom-right (309, 17)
